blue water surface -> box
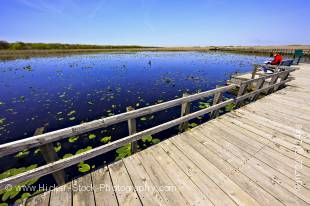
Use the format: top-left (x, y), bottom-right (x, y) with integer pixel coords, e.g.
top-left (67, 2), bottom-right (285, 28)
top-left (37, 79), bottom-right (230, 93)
top-left (0, 51), bottom-right (268, 144)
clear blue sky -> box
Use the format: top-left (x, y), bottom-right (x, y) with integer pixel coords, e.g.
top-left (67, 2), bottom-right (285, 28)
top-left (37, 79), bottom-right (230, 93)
top-left (1, 0), bottom-right (310, 46)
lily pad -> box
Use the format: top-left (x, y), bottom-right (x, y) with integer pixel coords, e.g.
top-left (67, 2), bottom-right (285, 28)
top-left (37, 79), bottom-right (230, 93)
top-left (69, 117), bottom-right (76, 121)
top-left (76, 146), bottom-right (92, 155)
top-left (115, 144), bottom-right (131, 160)
top-left (100, 136), bottom-right (111, 144)
top-left (140, 117), bottom-right (147, 121)
top-left (54, 142), bottom-right (61, 153)
top-left (142, 135), bottom-right (152, 143)
top-left (151, 138), bottom-right (161, 144)
top-left (189, 122), bottom-right (198, 128)
top-left (88, 134), bottom-right (96, 140)
top-left (0, 118), bottom-right (5, 125)
top-left (68, 136), bottom-right (79, 143)
top-left (15, 149), bottom-right (29, 158)
top-left (67, 110), bottom-right (76, 116)
top-left (14, 192), bottom-right (31, 204)
top-left (198, 102), bottom-right (210, 109)
top-left (225, 102), bottom-right (236, 112)
top-left (77, 162), bottom-right (91, 173)
top-left (63, 153), bottom-right (73, 159)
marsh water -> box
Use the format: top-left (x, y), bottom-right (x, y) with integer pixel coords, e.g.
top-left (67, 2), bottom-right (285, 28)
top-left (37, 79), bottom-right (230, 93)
top-left (0, 51), bottom-right (269, 203)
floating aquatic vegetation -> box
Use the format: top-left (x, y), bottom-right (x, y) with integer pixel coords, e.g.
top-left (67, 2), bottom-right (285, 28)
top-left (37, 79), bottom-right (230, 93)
top-left (54, 142), bottom-right (61, 153)
top-left (19, 96), bottom-right (25, 102)
top-left (23, 65), bottom-right (32, 72)
top-left (34, 149), bottom-right (40, 155)
top-left (142, 135), bottom-right (152, 143)
top-left (68, 136), bottom-right (79, 143)
top-left (189, 122), bottom-right (198, 128)
top-left (225, 102), bottom-right (236, 112)
top-left (115, 143), bottom-right (131, 160)
top-left (14, 192), bottom-right (31, 205)
top-left (14, 149), bottom-right (29, 158)
top-left (63, 153), bottom-right (73, 159)
top-left (76, 146), bottom-right (92, 155)
top-left (77, 162), bottom-right (91, 173)
top-left (152, 138), bottom-right (161, 144)
top-left (88, 134), bottom-right (96, 140)
top-left (140, 117), bottom-right (147, 121)
top-left (100, 136), bottom-right (111, 144)
top-left (198, 102), bottom-right (210, 109)
top-left (69, 117), bottom-right (76, 121)
top-left (0, 118), bottom-right (5, 125)
top-left (0, 164), bottom-right (38, 202)
top-left (67, 110), bottom-right (76, 116)
top-left (0, 202), bottom-right (8, 206)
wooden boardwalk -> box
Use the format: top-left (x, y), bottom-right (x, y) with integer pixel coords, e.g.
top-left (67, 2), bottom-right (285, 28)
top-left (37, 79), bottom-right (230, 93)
top-left (17, 64), bottom-right (310, 205)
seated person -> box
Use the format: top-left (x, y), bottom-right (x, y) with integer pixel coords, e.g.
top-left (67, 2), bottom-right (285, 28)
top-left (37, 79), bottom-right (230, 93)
top-left (263, 53), bottom-right (283, 73)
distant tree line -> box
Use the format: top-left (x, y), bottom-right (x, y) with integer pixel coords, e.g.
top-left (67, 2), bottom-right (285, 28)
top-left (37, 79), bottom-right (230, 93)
top-left (0, 40), bottom-right (152, 50)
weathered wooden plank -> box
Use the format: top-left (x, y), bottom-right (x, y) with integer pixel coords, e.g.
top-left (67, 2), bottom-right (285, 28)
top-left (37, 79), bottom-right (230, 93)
top-left (108, 160), bottom-right (142, 206)
top-left (225, 113), bottom-right (310, 159)
top-left (220, 114), bottom-right (310, 167)
top-left (0, 99), bottom-right (235, 190)
top-left (123, 154), bottom-right (167, 206)
top-left (160, 139), bottom-right (238, 206)
top-left (0, 84), bottom-right (237, 157)
top-left (91, 166), bottom-right (118, 206)
top-left (26, 191), bottom-right (50, 206)
top-left (137, 148), bottom-right (190, 206)
top-left (149, 144), bottom-right (213, 206)
top-left (170, 136), bottom-right (261, 206)
top-left (179, 132), bottom-right (285, 206)
top-left (72, 174), bottom-right (96, 206)
top-left (49, 183), bottom-right (72, 206)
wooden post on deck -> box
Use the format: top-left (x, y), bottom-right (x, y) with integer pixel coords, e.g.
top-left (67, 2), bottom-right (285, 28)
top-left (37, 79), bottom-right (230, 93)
top-left (210, 85), bottom-right (223, 118)
top-left (127, 106), bottom-right (138, 153)
top-left (236, 82), bottom-right (248, 107)
top-left (36, 127), bottom-right (65, 186)
top-left (274, 70), bottom-right (290, 91)
top-left (179, 93), bottom-right (191, 132)
top-left (251, 78), bottom-right (265, 101)
top-left (266, 73), bottom-right (281, 94)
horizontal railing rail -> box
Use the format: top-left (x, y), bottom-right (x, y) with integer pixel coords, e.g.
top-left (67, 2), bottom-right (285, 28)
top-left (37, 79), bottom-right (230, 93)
top-left (0, 67), bottom-right (297, 190)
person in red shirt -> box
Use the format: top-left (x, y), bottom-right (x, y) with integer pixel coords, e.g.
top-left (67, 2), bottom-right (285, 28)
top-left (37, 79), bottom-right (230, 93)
top-left (270, 53), bottom-right (283, 65)
top-left (263, 53), bottom-right (283, 73)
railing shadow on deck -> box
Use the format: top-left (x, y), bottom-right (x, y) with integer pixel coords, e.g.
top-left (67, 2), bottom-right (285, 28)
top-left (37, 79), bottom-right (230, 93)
top-left (0, 66), bottom-right (297, 193)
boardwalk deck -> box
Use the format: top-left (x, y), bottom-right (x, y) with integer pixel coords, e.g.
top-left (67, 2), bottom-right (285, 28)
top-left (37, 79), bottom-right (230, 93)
top-left (25, 64), bottom-right (310, 206)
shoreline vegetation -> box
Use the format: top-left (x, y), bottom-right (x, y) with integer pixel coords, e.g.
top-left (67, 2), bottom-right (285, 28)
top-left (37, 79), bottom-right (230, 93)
top-left (0, 41), bottom-right (309, 60)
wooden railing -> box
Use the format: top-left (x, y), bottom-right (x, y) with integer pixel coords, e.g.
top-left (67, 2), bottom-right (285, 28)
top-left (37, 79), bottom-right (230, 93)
top-left (0, 67), bottom-right (297, 190)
